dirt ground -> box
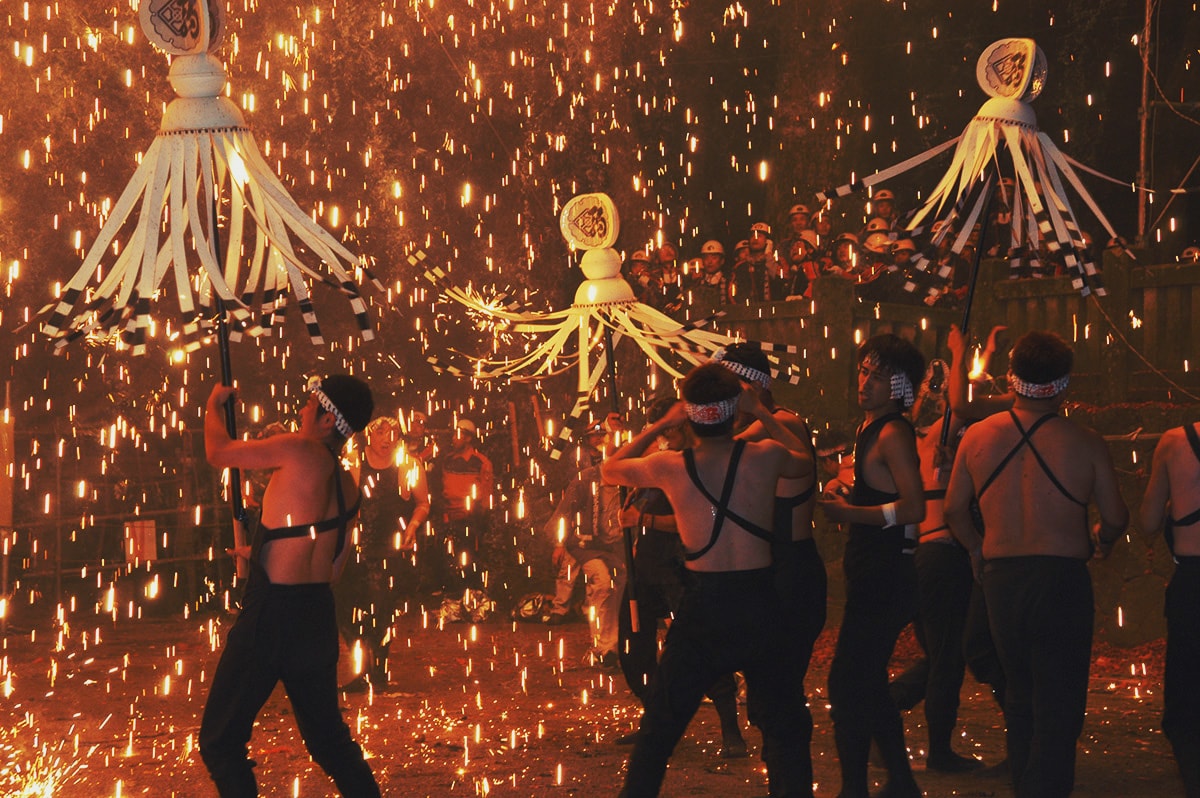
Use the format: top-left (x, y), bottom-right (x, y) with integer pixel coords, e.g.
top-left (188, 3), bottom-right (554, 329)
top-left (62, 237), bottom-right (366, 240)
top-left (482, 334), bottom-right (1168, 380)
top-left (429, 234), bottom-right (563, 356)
top-left (0, 602), bottom-right (1181, 797)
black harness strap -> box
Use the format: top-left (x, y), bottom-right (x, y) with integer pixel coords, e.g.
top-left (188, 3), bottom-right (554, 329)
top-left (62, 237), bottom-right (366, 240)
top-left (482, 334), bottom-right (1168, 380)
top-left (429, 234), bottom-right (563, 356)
top-left (681, 440), bottom-right (776, 561)
top-left (254, 450), bottom-right (359, 564)
top-left (1171, 424), bottom-right (1200, 527)
top-left (977, 411), bottom-right (1087, 508)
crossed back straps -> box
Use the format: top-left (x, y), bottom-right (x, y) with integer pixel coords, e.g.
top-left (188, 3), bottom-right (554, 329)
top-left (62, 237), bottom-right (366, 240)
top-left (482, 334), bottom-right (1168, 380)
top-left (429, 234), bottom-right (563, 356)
top-left (681, 440), bottom-right (777, 561)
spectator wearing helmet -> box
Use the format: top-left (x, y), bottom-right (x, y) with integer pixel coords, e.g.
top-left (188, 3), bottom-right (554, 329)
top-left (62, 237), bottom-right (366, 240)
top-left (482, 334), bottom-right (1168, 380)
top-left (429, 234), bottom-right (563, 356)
top-left (731, 222), bottom-right (777, 304)
top-left (646, 244), bottom-right (687, 317)
top-left (829, 232), bottom-right (861, 279)
top-left (867, 188), bottom-right (900, 231)
top-left (626, 249), bottom-right (659, 307)
top-left (778, 205), bottom-right (816, 289)
top-left (1183, 246), bottom-right (1200, 264)
top-left (684, 239), bottom-right (731, 317)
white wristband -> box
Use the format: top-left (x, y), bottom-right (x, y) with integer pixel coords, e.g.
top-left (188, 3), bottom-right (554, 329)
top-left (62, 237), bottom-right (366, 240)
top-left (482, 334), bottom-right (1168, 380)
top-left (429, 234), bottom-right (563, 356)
top-left (881, 502), bottom-right (898, 528)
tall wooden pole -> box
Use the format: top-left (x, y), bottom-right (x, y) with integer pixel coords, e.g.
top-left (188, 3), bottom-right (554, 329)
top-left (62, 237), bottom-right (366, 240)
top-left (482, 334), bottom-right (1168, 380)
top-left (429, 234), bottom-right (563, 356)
top-left (1136, 0), bottom-right (1153, 246)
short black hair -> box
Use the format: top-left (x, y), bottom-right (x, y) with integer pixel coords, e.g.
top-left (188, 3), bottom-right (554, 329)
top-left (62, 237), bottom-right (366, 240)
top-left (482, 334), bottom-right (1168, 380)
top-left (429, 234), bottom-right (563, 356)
top-left (681, 363), bottom-right (739, 437)
top-left (1010, 331), bottom-right (1073, 384)
top-left (319, 375), bottom-right (374, 435)
top-left (720, 342), bottom-right (770, 377)
top-left (646, 395), bottom-right (678, 425)
top-left (858, 334), bottom-right (926, 402)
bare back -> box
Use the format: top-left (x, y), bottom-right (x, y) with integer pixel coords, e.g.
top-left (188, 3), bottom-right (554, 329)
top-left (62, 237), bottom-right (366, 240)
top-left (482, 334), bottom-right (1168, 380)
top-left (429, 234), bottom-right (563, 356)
top-left (1143, 424), bottom-right (1200, 557)
top-left (643, 438), bottom-right (790, 572)
top-left (958, 408), bottom-right (1106, 559)
top-left (257, 436), bottom-right (359, 584)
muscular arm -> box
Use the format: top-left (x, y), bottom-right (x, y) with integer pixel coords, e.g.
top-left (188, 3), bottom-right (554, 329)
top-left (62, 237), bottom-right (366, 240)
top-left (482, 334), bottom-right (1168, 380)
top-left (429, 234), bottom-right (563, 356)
top-left (402, 458), bottom-right (431, 546)
top-left (819, 420), bottom-right (924, 527)
top-left (945, 437), bottom-right (983, 555)
top-left (947, 324), bottom-right (1013, 421)
top-left (602, 403), bottom-right (687, 488)
top-left (1140, 433), bottom-right (1173, 537)
top-left (738, 391), bottom-right (814, 482)
top-left (205, 384), bottom-right (294, 471)
top-left (1088, 430), bottom-right (1129, 554)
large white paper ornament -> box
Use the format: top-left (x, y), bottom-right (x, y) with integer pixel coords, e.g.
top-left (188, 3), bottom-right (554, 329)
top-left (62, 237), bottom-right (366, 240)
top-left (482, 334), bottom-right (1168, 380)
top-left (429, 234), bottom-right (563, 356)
top-left (139, 0), bottom-right (225, 56)
top-left (560, 193), bottom-right (620, 250)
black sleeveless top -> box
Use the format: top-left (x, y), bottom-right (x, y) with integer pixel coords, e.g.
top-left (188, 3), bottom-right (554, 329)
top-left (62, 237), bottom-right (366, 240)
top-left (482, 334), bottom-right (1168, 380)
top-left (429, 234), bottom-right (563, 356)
top-left (773, 410), bottom-right (818, 540)
top-left (845, 413), bottom-right (913, 576)
top-left (358, 459), bottom-right (416, 557)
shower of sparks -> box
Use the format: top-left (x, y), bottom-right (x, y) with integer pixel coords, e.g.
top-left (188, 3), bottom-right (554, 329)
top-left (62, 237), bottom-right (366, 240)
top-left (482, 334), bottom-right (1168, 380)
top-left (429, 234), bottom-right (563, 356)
top-left (0, 0), bottom-right (1191, 793)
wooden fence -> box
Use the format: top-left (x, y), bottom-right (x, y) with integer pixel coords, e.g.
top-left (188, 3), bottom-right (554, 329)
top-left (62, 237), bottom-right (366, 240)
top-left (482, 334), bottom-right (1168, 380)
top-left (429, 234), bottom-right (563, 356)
top-left (717, 253), bottom-right (1200, 429)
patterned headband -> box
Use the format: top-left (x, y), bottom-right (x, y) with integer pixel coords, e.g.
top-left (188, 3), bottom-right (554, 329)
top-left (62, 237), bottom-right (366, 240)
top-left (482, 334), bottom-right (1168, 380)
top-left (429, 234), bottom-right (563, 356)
top-left (865, 352), bottom-right (916, 408)
top-left (309, 382), bottom-right (355, 438)
top-left (711, 348), bottom-right (771, 390)
top-left (685, 396), bottom-right (740, 425)
top-left (890, 372), bottom-right (915, 408)
top-left (1008, 371), bottom-right (1070, 399)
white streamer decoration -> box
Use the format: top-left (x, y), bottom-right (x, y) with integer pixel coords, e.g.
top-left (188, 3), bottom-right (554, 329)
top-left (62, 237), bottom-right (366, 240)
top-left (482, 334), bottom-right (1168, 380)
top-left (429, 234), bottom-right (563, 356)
top-left (818, 38), bottom-right (1126, 304)
top-left (421, 193), bottom-right (796, 460)
top-left (37, 0), bottom-right (380, 355)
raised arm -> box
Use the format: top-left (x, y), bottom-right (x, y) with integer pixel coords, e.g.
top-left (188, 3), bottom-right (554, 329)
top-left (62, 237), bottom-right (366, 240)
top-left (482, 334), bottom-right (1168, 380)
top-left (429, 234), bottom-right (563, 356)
top-left (947, 324), bottom-right (1013, 421)
top-left (205, 383), bottom-right (298, 472)
top-left (602, 402), bottom-right (687, 488)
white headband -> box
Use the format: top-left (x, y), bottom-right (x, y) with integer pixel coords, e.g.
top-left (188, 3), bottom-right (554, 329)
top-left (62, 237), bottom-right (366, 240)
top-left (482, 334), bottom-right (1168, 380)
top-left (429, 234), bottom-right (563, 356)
top-left (310, 384), bottom-right (355, 438)
top-left (685, 396), bottom-right (739, 425)
top-left (711, 348), bottom-right (771, 390)
top-left (1008, 371), bottom-right (1070, 399)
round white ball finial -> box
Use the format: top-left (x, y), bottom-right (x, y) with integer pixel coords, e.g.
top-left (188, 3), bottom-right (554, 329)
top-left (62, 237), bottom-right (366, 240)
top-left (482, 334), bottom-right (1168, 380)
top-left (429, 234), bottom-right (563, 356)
top-left (578, 248), bottom-right (623, 280)
top-left (168, 54), bottom-right (227, 99)
top-left (976, 39), bottom-right (1048, 103)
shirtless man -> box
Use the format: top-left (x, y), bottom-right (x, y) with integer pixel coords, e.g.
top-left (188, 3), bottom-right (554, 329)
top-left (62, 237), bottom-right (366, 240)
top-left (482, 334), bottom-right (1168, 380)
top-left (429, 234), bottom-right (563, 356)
top-left (819, 333), bottom-right (926, 798)
top-left (945, 331), bottom-right (1128, 797)
top-left (714, 343), bottom-right (824, 789)
top-left (602, 362), bottom-right (813, 798)
top-left (199, 376), bottom-right (381, 797)
top-left (1142, 420), bottom-right (1200, 797)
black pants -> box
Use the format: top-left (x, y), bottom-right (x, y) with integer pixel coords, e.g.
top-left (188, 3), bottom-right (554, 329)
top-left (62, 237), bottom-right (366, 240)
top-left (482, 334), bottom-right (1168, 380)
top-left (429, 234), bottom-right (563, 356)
top-left (199, 581), bottom-right (380, 797)
top-left (622, 569), bottom-right (808, 797)
top-left (748, 538), bottom-right (825, 795)
top-left (889, 541), bottom-right (973, 754)
top-left (828, 553), bottom-right (918, 797)
top-left (984, 556), bottom-right (1093, 798)
top-left (336, 552), bottom-right (407, 679)
top-left (1164, 557), bottom-right (1200, 798)
top-left (618, 573), bottom-right (741, 736)
top-left (424, 515), bottom-right (489, 595)
top-left (963, 577), bottom-right (1006, 708)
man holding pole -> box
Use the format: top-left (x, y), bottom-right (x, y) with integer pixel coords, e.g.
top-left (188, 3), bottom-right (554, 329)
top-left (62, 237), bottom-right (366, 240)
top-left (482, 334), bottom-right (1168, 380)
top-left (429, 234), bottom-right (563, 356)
top-left (199, 376), bottom-right (381, 797)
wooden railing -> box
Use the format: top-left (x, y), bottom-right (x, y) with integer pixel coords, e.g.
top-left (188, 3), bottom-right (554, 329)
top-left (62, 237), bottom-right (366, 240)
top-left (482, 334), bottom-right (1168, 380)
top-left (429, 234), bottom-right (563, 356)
top-left (716, 254), bottom-right (1200, 424)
